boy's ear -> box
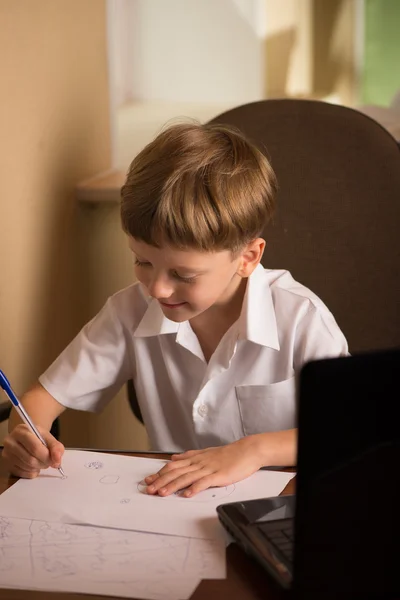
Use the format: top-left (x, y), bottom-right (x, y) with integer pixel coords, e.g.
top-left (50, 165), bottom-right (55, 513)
top-left (237, 238), bottom-right (265, 277)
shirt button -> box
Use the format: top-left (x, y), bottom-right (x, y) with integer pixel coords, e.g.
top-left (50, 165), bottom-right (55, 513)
top-left (198, 404), bottom-right (208, 417)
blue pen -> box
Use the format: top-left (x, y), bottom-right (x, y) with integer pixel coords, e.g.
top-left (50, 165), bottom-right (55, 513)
top-left (0, 369), bottom-right (66, 478)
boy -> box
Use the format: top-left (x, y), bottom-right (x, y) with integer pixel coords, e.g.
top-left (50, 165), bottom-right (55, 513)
top-left (3, 122), bottom-right (348, 497)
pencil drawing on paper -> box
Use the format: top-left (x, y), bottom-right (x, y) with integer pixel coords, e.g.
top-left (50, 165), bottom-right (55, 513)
top-left (0, 517), bottom-right (11, 539)
top-left (0, 516), bottom-right (223, 595)
top-left (99, 475), bottom-right (120, 485)
top-left (84, 461), bottom-right (104, 470)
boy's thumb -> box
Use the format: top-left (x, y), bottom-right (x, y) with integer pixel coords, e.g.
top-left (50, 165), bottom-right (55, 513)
top-left (41, 431), bottom-right (65, 467)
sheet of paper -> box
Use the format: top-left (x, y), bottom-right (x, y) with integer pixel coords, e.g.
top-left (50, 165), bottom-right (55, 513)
top-left (0, 516), bottom-right (225, 600)
top-left (0, 450), bottom-right (294, 540)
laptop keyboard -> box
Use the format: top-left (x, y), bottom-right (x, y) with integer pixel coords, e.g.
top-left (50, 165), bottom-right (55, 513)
top-left (257, 519), bottom-right (294, 563)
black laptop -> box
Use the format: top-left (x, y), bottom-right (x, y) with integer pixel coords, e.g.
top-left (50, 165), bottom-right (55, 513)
top-left (217, 349), bottom-right (400, 599)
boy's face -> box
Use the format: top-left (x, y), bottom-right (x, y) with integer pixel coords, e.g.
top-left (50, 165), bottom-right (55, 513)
top-left (128, 237), bottom-right (262, 323)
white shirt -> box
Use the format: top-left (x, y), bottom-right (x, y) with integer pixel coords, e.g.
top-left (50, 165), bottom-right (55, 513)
top-left (39, 265), bottom-right (348, 451)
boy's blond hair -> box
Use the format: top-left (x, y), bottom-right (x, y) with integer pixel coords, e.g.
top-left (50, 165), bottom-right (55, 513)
top-left (121, 122), bottom-right (277, 252)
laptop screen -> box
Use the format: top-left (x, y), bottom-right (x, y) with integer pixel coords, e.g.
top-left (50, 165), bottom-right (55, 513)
top-left (293, 348), bottom-right (400, 599)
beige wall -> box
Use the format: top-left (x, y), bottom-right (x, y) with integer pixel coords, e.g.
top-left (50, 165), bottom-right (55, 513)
top-left (60, 203), bottom-right (149, 450)
top-left (264, 0), bottom-right (357, 105)
top-left (265, 0), bottom-right (313, 97)
top-left (312, 0), bottom-right (357, 105)
top-left (0, 0), bottom-right (148, 450)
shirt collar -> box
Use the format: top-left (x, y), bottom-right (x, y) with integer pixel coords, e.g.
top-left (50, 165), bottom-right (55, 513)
top-left (133, 264), bottom-right (280, 350)
top-left (133, 294), bottom-right (179, 338)
top-left (237, 264), bottom-right (280, 350)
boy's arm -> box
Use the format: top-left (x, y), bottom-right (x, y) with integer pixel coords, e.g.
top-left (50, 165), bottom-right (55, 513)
top-left (8, 382), bottom-right (66, 432)
top-left (254, 428), bottom-right (297, 467)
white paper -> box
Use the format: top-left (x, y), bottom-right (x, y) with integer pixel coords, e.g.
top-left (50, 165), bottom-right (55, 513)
top-left (0, 450), bottom-right (294, 540)
top-left (0, 516), bottom-right (225, 600)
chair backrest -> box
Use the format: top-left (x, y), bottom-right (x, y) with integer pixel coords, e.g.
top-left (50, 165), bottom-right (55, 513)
top-left (127, 378), bottom-right (143, 424)
top-left (209, 99), bottom-right (400, 353)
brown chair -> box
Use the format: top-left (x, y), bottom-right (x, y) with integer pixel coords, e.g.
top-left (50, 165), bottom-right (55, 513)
top-left (127, 99), bottom-right (400, 425)
top-left (127, 378), bottom-right (143, 424)
top-left (209, 99), bottom-right (400, 353)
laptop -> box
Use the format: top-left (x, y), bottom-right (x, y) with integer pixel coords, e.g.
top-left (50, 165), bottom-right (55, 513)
top-left (217, 349), bottom-right (400, 599)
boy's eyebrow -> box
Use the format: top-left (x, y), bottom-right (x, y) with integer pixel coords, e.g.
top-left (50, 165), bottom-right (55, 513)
top-left (133, 255), bottom-right (149, 262)
top-left (130, 250), bottom-right (148, 260)
top-left (130, 251), bottom-right (208, 274)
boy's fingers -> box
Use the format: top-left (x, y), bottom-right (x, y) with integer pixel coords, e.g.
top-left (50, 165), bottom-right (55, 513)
top-left (184, 474), bottom-right (217, 497)
top-left (155, 468), bottom-right (210, 497)
top-left (2, 445), bottom-right (41, 477)
top-left (147, 465), bottom-right (203, 495)
top-left (3, 437), bottom-right (48, 471)
top-left (157, 459), bottom-right (192, 476)
top-left (9, 465), bottom-right (40, 479)
top-left (6, 453), bottom-right (42, 475)
top-left (10, 425), bottom-right (64, 469)
top-left (15, 426), bottom-right (51, 465)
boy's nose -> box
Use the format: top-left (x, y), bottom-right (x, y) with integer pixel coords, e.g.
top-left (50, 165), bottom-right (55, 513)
top-left (147, 276), bottom-right (174, 300)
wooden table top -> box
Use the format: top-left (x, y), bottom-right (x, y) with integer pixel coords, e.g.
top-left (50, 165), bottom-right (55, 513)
top-left (0, 450), bottom-right (295, 600)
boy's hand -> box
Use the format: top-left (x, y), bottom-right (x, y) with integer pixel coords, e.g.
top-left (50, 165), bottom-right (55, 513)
top-left (2, 424), bottom-right (65, 479)
top-left (144, 436), bottom-right (264, 498)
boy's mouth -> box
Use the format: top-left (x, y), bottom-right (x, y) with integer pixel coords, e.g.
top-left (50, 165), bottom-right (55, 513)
top-left (159, 301), bottom-right (187, 309)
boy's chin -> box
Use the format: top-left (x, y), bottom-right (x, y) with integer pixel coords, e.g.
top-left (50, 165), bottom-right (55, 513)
top-left (159, 306), bottom-right (194, 323)
top-left (164, 314), bottom-right (189, 323)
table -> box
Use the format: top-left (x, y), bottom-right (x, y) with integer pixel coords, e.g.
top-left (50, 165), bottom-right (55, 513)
top-left (0, 450), bottom-right (295, 600)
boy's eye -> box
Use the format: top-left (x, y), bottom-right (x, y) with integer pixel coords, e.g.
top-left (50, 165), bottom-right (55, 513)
top-left (173, 271), bottom-right (197, 284)
top-left (134, 259), bottom-right (151, 267)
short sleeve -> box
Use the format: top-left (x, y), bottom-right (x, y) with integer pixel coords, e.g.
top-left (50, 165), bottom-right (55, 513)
top-left (39, 298), bottom-right (132, 412)
top-left (293, 302), bottom-right (349, 372)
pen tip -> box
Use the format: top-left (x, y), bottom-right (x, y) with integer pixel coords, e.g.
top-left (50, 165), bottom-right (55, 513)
top-left (58, 466), bottom-right (67, 479)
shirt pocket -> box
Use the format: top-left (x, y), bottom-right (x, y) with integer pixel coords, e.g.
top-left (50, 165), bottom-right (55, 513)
top-left (235, 378), bottom-right (296, 435)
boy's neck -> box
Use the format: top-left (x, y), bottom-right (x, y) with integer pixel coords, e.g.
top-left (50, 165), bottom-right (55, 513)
top-left (189, 276), bottom-right (247, 361)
